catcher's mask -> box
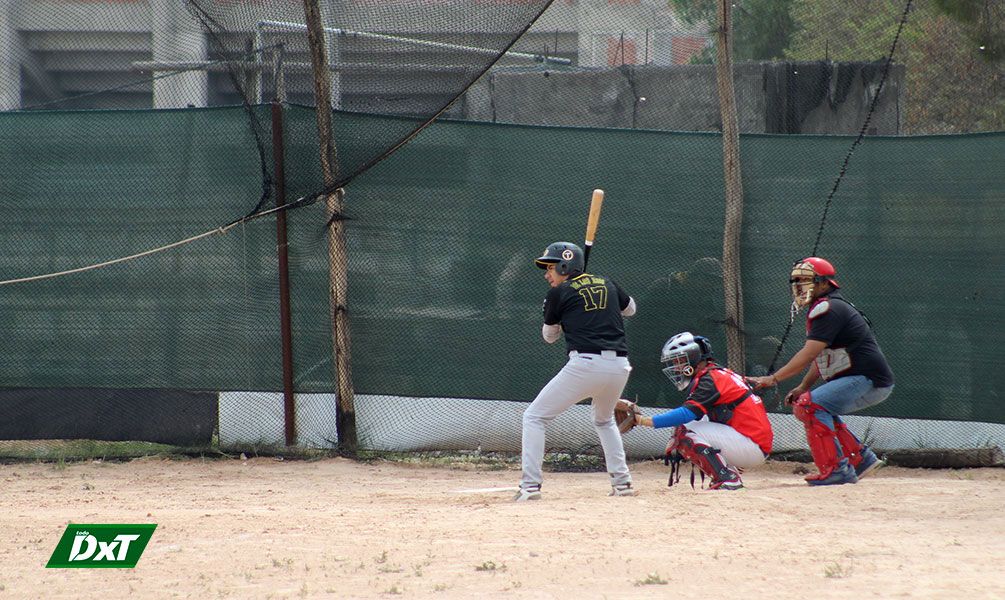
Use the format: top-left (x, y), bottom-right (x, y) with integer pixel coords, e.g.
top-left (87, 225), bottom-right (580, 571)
top-left (535, 241), bottom-right (585, 276)
top-left (790, 257), bottom-right (840, 316)
top-left (660, 332), bottom-right (714, 391)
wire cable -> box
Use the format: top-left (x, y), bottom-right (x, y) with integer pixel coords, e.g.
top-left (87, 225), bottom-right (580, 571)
top-left (765, 0), bottom-right (914, 380)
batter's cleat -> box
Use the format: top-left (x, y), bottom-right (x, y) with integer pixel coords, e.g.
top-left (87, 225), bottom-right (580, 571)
top-left (855, 448), bottom-right (886, 479)
top-left (513, 486), bottom-right (542, 502)
top-left (609, 482), bottom-right (637, 497)
top-left (806, 462), bottom-right (858, 486)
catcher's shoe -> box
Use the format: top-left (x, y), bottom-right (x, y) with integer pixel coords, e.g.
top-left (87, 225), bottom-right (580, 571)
top-left (609, 482), bottom-right (636, 497)
top-left (513, 486), bottom-right (542, 502)
top-left (708, 470), bottom-right (744, 491)
top-left (855, 448), bottom-right (886, 479)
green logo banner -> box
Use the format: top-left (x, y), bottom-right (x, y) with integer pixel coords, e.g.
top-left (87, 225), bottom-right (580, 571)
top-left (46, 524), bottom-right (157, 568)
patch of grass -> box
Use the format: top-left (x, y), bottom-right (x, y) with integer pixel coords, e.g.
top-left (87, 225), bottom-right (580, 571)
top-left (860, 422), bottom-right (877, 448)
top-left (413, 560), bottom-right (431, 577)
top-left (357, 449), bottom-right (517, 471)
top-left (475, 561), bottom-right (505, 572)
top-left (543, 449), bottom-right (606, 473)
top-left (0, 437), bottom-right (347, 464)
top-left (824, 561), bottom-right (852, 578)
top-left (634, 572), bottom-right (668, 586)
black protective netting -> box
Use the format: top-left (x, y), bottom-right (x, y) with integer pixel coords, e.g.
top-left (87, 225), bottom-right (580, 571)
top-left (0, 0), bottom-right (1002, 464)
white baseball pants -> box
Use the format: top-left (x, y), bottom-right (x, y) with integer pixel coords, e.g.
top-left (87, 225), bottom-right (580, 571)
top-left (682, 419), bottom-right (766, 469)
top-left (520, 351), bottom-right (633, 490)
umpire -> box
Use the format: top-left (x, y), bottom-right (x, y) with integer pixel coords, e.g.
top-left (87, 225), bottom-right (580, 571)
top-left (746, 257), bottom-right (892, 486)
top-left (514, 241), bottom-right (637, 501)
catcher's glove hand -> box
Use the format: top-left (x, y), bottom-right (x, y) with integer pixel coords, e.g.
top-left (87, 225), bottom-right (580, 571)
top-left (614, 398), bottom-right (640, 434)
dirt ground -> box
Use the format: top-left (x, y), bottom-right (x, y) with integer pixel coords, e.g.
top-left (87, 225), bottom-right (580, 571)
top-left (2, 456), bottom-right (1004, 599)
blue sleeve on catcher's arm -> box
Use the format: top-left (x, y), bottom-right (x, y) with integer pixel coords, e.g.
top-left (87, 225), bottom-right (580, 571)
top-left (652, 406), bottom-right (697, 429)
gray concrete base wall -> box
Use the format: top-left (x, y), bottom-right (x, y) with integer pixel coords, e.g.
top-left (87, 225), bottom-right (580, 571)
top-left (460, 61), bottom-right (903, 134)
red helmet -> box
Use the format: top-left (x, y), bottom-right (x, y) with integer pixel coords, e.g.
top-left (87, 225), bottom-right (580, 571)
top-left (790, 257), bottom-right (840, 312)
top-left (791, 257), bottom-right (840, 288)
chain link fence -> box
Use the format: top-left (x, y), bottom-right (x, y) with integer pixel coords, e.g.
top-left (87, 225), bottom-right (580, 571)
top-left (0, 0), bottom-right (1002, 464)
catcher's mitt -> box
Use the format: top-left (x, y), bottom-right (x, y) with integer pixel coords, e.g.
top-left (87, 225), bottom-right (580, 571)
top-left (614, 398), bottom-right (640, 434)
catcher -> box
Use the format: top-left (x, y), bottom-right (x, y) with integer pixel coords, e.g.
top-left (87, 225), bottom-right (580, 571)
top-left (619, 332), bottom-right (772, 490)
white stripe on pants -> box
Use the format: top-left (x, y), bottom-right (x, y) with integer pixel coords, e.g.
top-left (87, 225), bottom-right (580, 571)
top-left (682, 419), bottom-right (766, 470)
top-left (521, 351), bottom-right (632, 489)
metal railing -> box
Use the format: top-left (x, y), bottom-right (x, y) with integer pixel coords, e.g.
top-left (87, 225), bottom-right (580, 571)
top-left (133, 19), bottom-right (572, 106)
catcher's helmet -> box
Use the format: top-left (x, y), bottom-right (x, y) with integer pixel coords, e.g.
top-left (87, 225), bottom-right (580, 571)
top-left (790, 257), bottom-right (840, 309)
top-left (660, 332), bottom-right (714, 391)
top-left (535, 242), bottom-right (585, 276)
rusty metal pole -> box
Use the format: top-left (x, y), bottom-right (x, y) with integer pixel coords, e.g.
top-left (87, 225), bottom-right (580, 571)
top-left (302, 0), bottom-right (358, 455)
top-left (270, 45), bottom-right (297, 447)
top-left (271, 101), bottom-right (297, 446)
top-left (715, 0), bottom-right (747, 371)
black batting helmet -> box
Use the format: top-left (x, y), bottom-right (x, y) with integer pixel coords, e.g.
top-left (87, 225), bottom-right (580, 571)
top-left (535, 242), bottom-right (585, 276)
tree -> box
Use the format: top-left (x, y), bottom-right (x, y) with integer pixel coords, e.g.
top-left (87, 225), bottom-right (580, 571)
top-left (786, 0), bottom-right (1004, 133)
top-left (670, 0), bottom-right (1003, 132)
top-left (670, 0), bottom-right (800, 62)
top-left (934, 0), bottom-right (1005, 62)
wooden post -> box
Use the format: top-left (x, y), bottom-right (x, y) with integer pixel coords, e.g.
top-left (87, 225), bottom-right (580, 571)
top-left (302, 0), bottom-right (358, 455)
top-left (715, 0), bottom-right (746, 371)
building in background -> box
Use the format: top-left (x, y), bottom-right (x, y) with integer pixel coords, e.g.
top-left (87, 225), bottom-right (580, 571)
top-left (0, 0), bottom-right (708, 111)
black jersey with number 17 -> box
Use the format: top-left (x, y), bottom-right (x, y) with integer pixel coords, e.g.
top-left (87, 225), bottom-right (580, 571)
top-left (542, 273), bottom-right (631, 355)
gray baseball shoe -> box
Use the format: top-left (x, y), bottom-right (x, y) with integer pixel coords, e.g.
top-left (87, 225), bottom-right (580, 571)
top-left (513, 486), bottom-right (542, 502)
top-left (609, 482), bottom-right (636, 496)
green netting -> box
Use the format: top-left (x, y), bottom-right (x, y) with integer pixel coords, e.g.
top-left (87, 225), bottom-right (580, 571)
top-left (0, 107), bottom-right (276, 390)
top-left (1, 107), bottom-right (1002, 430)
top-left (344, 117), bottom-right (1005, 426)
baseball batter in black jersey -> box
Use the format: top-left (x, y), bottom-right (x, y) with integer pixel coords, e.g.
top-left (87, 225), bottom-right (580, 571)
top-left (514, 241), bottom-right (637, 501)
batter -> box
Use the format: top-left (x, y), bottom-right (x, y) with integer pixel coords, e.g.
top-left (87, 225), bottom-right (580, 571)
top-left (515, 241), bottom-right (637, 501)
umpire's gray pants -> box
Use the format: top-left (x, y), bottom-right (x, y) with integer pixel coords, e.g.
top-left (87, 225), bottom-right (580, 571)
top-left (520, 351), bottom-right (633, 490)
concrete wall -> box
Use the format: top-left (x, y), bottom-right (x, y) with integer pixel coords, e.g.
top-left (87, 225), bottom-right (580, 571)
top-left (459, 61), bottom-right (904, 134)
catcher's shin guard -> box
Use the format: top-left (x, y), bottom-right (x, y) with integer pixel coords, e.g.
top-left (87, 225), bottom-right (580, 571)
top-left (664, 426), bottom-right (687, 487)
top-left (793, 393), bottom-right (856, 485)
top-left (665, 427), bottom-right (742, 490)
top-left (833, 418), bottom-right (865, 469)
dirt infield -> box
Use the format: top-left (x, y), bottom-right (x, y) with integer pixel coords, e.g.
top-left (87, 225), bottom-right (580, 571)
top-left (3, 456), bottom-right (1004, 599)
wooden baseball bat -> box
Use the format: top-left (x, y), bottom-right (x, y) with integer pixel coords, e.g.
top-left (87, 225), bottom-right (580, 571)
top-left (583, 188), bottom-right (604, 270)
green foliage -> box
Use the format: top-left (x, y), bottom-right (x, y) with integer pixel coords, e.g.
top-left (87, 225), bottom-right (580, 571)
top-left (735, 0), bottom-right (800, 60)
top-left (933, 0), bottom-right (1005, 62)
top-left (667, 0), bottom-right (1003, 132)
top-left (787, 0), bottom-right (906, 62)
top-left (785, 0), bottom-right (1004, 133)
top-left (670, 0), bottom-right (800, 62)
